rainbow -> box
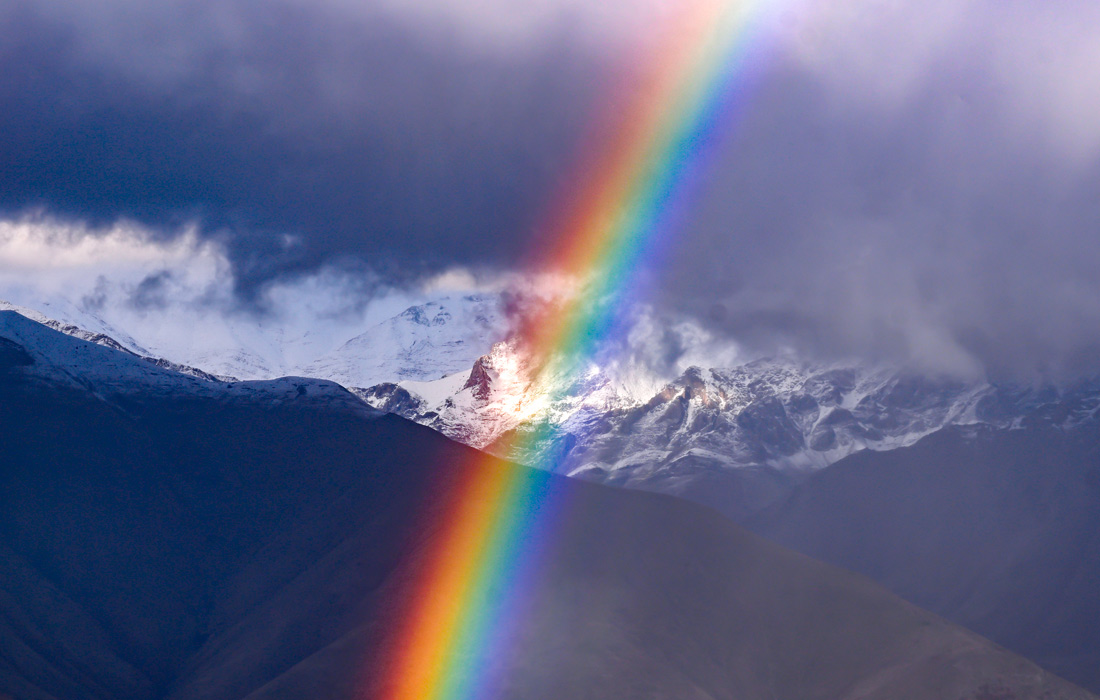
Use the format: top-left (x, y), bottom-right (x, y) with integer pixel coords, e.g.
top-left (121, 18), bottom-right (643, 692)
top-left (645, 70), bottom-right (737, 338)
top-left (376, 1), bottom-right (781, 697)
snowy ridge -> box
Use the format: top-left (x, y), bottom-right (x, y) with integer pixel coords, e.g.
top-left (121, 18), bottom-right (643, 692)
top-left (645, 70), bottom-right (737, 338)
top-left (304, 294), bottom-right (506, 388)
top-left (358, 337), bottom-right (647, 452)
top-left (9, 290), bottom-right (1100, 516)
top-left (1, 293), bottom-right (508, 387)
top-left (0, 299), bottom-right (150, 355)
top-left (0, 311), bottom-right (377, 416)
top-left (1, 300), bottom-right (232, 382)
top-left (361, 344), bottom-right (1100, 498)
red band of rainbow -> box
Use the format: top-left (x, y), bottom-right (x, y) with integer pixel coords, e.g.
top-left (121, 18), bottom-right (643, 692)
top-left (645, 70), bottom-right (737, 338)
top-left (374, 2), bottom-right (782, 697)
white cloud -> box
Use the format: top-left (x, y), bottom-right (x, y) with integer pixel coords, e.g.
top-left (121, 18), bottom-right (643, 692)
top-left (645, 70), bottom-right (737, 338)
top-left (0, 218), bottom-right (219, 275)
top-left (0, 217), bottom-right (425, 376)
top-left (0, 217), bottom-right (225, 308)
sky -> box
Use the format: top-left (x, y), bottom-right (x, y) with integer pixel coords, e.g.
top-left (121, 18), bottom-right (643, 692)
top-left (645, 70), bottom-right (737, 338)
top-left (3, 0), bottom-right (1100, 380)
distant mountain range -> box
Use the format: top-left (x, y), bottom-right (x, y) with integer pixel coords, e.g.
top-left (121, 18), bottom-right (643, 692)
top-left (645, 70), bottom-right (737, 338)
top-left (0, 293), bottom-right (507, 386)
top-left (359, 332), bottom-right (1100, 691)
top-left (300, 295), bottom-right (505, 386)
top-left (359, 337), bottom-right (1100, 519)
top-left (747, 423), bottom-right (1100, 692)
top-left (0, 311), bottom-right (1091, 700)
top-left (4, 298), bottom-right (1100, 694)
top-left (22, 291), bottom-right (1085, 519)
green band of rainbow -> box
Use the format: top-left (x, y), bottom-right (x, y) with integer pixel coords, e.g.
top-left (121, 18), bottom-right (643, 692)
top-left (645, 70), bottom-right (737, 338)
top-left (375, 2), bottom-right (781, 697)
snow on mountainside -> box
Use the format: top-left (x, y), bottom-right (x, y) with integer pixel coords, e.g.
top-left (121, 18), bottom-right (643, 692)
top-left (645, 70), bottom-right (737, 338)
top-left (360, 340), bottom-right (1100, 517)
top-left (9, 289), bottom-right (1100, 519)
top-left (302, 294), bottom-right (505, 387)
top-left (0, 299), bottom-right (235, 381)
top-left (4, 352), bottom-right (1092, 700)
top-left (0, 294), bottom-right (507, 386)
top-left (0, 298), bottom-right (150, 355)
top-left (0, 311), bottom-right (375, 415)
top-left (354, 337), bottom-right (648, 452)
top-left (360, 343), bottom-right (984, 467)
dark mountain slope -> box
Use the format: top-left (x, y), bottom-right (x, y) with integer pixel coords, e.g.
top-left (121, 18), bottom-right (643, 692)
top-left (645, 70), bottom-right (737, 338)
top-left (0, 319), bottom-right (1094, 700)
top-left (749, 424), bottom-right (1100, 693)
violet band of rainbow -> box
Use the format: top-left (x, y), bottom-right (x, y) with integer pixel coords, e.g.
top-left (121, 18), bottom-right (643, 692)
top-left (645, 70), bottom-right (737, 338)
top-left (377, 2), bottom-right (781, 698)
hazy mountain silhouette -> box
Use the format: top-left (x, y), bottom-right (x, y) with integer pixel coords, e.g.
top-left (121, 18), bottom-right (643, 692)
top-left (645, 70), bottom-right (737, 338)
top-left (749, 424), bottom-right (1100, 693)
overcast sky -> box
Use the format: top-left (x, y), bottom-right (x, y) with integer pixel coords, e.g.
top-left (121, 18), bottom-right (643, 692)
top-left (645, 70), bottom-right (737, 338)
top-left (3, 0), bottom-right (1100, 379)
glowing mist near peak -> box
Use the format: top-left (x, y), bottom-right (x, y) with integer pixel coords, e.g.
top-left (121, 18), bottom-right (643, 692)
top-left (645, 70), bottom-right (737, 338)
top-left (373, 2), bottom-right (783, 698)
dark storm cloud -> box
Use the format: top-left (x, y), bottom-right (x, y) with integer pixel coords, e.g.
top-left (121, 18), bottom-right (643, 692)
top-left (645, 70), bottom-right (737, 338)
top-left (5, 0), bottom-right (1100, 377)
top-left (0, 0), bottom-right (603, 297)
top-left (658, 44), bottom-right (1100, 379)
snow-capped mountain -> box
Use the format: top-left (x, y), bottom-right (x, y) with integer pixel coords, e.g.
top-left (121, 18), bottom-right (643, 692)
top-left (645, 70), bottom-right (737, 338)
top-left (0, 310), bottom-right (375, 415)
top-left (153, 293), bottom-right (507, 384)
top-left (301, 294), bottom-right (505, 387)
top-left (4, 315), bottom-right (1087, 700)
top-left (4, 294), bottom-right (1100, 694)
top-left (0, 298), bottom-right (150, 356)
top-left (9, 289), bottom-right (1099, 519)
top-left (0, 299), bottom-right (240, 382)
top-left (360, 341), bottom-right (1100, 517)
top-left (0, 293), bottom-right (508, 386)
